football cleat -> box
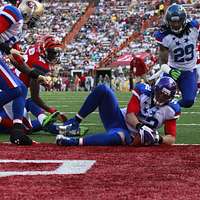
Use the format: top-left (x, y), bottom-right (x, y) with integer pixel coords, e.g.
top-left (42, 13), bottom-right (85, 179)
top-left (62, 118), bottom-right (80, 136)
top-left (58, 124), bottom-right (88, 136)
top-left (42, 111), bottom-right (60, 127)
top-left (56, 135), bottom-right (79, 146)
top-left (9, 123), bottom-right (32, 145)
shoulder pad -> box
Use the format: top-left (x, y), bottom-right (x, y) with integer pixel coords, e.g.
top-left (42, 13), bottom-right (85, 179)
top-left (3, 5), bottom-right (23, 22)
top-left (168, 100), bottom-right (181, 115)
top-left (188, 19), bottom-right (199, 29)
top-left (154, 27), bottom-right (170, 42)
top-left (134, 82), bottom-right (152, 96)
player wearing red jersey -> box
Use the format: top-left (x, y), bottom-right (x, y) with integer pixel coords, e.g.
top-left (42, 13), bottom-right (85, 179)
top-left (11, 35), bottom-right (67, 122)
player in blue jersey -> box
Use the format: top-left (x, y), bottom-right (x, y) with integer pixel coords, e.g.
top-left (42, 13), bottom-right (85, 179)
top-left (0, 0), bottom-right (47, 145)
top-left (154, 3), bottom-right (200, 108)
top-left (56, 76), bottom-right (181, 147)
top-left (0, 98), bottom-right (60, 136)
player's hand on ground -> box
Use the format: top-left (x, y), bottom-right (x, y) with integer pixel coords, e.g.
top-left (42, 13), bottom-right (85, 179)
top-left (48, 107), bottom-right (68, 122)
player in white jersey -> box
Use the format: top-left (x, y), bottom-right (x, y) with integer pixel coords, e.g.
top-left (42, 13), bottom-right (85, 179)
top-left (0, 0), bottom-right (46, 145)
top-left (154, 3), bottom-right (200, 108)
top-left (56, 76), bottom-right (180, 146)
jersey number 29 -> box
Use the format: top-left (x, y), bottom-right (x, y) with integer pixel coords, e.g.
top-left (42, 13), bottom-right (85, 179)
top-left (174, 44), bottom-right (194, 62)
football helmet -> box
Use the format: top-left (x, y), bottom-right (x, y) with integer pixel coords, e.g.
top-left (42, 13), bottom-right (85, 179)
top-left (18, 0), bottom-right (44, 25)
top-left (164, 4), bottom-right (187, 34)
top-left (154, 76), bottom-right (177, 106)
top-left (42, 35), bottom-right (63, 64)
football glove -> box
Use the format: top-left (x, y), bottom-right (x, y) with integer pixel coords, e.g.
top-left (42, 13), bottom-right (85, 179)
top-left (136, 123), bottom-right (157, 146)
top-left (161, 64), bottom-right (181, 81)
top-left (169, 69), bottom-right (181, 81)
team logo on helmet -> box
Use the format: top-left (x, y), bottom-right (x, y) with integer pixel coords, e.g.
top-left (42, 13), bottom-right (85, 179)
top-left (153, 76), bottom-right (177, 106)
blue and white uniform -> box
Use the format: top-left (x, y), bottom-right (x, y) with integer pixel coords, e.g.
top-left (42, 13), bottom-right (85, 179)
top-left (0, 4), bottom-right (27, 121)
top-left (154, 19), bottom-right (200, 108)
top-left (60, 84), bottom-right (181, 146)
top-left (121, 82), bottom-right (180, 134)
top-left (0, 5), bottom-right (23, 49)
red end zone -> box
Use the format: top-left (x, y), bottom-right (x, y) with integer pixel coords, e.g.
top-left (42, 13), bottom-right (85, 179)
top-left (0, 144), bottom-right (200, 200)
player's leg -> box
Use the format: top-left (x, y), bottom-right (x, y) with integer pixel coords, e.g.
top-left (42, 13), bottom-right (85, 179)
top-left (25, 98), bottom-right (59, 127)
top-left (64, 84), bottom-right (127, 133)
top-left (56, 128), bottom-right (132, 146)
top-left (0, 60), bottom-right (27, 121)
top-left (0, 107), bottom-right (13, 132)
top-left (178, 69), bottom-right (197, 108)
top-left (0, 59), bottom-right (31, 145)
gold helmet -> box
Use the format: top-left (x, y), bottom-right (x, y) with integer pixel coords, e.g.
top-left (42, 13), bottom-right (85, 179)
top-left (18, 0), bottom-right (44, 24)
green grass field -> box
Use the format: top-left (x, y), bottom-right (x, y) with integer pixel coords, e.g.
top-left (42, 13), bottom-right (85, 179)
top-left (1, 91), bottom-right (200, 144)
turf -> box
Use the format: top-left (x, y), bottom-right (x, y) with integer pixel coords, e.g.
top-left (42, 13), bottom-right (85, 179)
top-left (1, 91), bottom-right (200, 144)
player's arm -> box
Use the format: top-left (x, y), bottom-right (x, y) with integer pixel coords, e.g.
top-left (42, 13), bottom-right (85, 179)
top-left (125, 95), bottom-right (141, 128)
top-left (30, 78), bottom-right (52, 112)
top-left (159, 44), bottom-right (182, 80)
top-left (161, 119), bottom-right (176, 145)
top-left (30, 78), bottom-right (67, 121)
top-left (159, 44), bottom-right (169, 64)
top-left (10, 55), bottom-right (49, 84)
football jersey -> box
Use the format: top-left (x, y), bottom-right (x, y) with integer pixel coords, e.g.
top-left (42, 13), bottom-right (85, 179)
top-left (154, 19), bottom-right (200, 71)
top-left (121, 82), bottom-right (181, 133)
top-left (13, 44), bottom-right (50, 87)
top-left (0, 5), bottom-right (23, 49)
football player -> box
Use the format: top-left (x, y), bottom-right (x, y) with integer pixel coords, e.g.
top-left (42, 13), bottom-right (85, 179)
top-left (11, 35), bottom-right (67, 121)
top-left (0, 97), bottom-right (59, 136)
top-left (56, 76), bottom-right (180, 146)
top-left (154, 3), bottom-right (200, 108)
top-left (0, 0), bottom-right (48, 145)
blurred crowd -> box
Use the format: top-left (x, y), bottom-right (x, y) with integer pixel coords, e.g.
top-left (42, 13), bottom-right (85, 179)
top-left (1, 0), bottom-right (200, 92)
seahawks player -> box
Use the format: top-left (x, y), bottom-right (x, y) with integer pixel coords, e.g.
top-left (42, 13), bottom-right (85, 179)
top-left (56, 76), bottom-right (180, 146)
top-left (154, 3), bottom-right (200, 108)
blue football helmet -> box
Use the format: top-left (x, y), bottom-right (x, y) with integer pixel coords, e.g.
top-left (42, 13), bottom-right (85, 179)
top-left (154, 76), bottom-right (177, 106)
top-left (164, 3), bottom-right (187, 34)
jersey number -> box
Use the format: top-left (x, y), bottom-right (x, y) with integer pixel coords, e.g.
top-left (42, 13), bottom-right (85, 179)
top-left (174, 44), bottom-right (194, 62)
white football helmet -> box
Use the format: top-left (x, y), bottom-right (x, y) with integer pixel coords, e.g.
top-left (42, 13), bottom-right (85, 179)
top-left (18, 0), bottom-right (44, 24)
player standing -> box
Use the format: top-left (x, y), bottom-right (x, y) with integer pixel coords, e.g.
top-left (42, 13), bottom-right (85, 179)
top-left (154, 3), bottom-right (200, 108)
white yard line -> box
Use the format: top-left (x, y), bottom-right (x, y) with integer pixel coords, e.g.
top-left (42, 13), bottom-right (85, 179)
top-left (80, 123), bottom-right (200, 126)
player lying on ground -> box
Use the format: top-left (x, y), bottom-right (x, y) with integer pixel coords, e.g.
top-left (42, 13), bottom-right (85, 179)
top-left (0, 98), bottom-right (59, 136)
top-left (56, 76), bottom-right (181, 146)
top-left (0, 97), bottom-right (88, 143)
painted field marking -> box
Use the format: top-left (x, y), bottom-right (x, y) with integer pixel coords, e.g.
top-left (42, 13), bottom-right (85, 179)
top-left (0, 160), bottom-right (96, 177)
top-left (78, 123), bottom-right (200, 126)
top-left (66, 111), bottom-right (200, 114)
